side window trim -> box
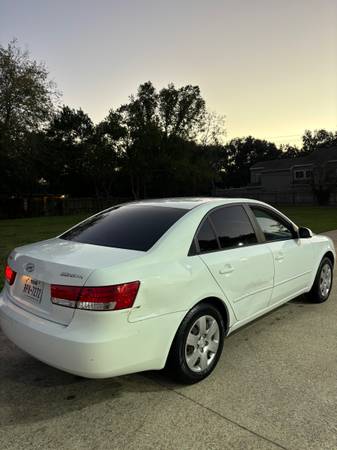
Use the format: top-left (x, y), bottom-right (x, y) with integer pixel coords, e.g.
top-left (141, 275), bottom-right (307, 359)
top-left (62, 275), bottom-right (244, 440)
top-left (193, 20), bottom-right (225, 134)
top-left (242, 204), bottom-right (266, 243)
top-left (248, 204), bottom-right (298, 242)
top-left (207, 216), bottom-right (221, 250)
top-left (189, 202), bottom-right (262, 256)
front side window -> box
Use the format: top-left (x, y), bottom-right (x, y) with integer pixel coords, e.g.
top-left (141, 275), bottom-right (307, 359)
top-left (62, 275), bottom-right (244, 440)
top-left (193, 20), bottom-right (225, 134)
top-left (61, 205), bottom-right (188, 251)
top-left (251, 207), bottom-right (294, 242)
top-left (210, 205), bottom-right (257, 249)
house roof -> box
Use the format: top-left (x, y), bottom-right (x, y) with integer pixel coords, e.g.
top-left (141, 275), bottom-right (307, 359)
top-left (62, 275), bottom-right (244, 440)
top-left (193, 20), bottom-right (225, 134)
top-left (250, 146), bottom-right (337, 171)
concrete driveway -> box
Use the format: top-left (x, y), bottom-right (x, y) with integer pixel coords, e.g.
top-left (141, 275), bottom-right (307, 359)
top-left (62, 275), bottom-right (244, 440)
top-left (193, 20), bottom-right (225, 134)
top-left (1, 232), bottom-right (337, 450)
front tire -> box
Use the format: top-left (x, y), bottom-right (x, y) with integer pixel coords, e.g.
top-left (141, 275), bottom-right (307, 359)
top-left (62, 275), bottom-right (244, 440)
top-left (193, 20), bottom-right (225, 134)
top-left (167, 303), bottom-right (225, 384)
top-left (307, 257), bottom-right (333, 303)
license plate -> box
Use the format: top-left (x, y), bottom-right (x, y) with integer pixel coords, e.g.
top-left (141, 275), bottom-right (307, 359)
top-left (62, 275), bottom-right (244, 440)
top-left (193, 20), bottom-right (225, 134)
top-left (22, 277), bottom-right (44, 303)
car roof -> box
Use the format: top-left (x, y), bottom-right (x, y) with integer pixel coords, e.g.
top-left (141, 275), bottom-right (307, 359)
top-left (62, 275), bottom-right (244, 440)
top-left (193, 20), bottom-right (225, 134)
top-left (126, 197), bottom-right (262, 210)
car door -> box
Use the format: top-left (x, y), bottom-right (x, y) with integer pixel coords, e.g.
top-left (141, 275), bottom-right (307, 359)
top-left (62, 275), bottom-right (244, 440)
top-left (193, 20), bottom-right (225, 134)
top-left (196, 204), bottom-right (274, 322)
top-left (249, 205), bottom-right (314, 306)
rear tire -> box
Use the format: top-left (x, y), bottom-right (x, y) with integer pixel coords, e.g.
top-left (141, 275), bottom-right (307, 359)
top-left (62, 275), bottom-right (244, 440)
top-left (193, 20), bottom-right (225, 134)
top-left (307, 257), bottom-right (333, 303)
top-left (167, 302), bottom-right (225, 384)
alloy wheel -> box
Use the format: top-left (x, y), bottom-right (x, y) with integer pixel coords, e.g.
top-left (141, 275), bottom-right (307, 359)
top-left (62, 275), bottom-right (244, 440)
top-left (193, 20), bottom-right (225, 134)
top-left (320, 263), bottom-right (332, 298)
top-left (185, 315), bottom-right (220, 372)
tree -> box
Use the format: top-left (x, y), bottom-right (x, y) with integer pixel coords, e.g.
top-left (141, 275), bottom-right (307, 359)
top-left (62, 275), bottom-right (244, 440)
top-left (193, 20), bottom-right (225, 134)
top-left (117, 82), bottom-right (161, 198)
top-left (279, 144), bottom-right (302, 159)
top-left (199, 111), bottom-right (226, 146)
top-left (158, 83), bottom-right (206, 140)
top-left (47, 105), bottom-right (92, 142)
top-left (0, 40), bottom-right (58, 194)
top-left (223, 136), bottom-right (281, 187)
top-left (310, 160), bottom-right (337, 205)
top-left (85, 110), bottom-right (127, 197)
top-left (43, 106), bottom-right (93, 195)
top-left (118, 81), bottom-right (208, 198)
top-left (302, 129), bottom-right (337, 154)
top-left (0, 39), bottom-right (58, 138)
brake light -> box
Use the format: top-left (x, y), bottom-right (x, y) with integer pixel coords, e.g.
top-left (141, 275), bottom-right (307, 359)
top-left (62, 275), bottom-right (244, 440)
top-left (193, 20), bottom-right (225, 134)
top-left (78, 283), bottom-right (140, 311)
top-left (51, 281), bottom-right (140, 311)
top-left (5, 264), bottom-right (16, 286)
top-left (50, 285), bottom-right (81, 308)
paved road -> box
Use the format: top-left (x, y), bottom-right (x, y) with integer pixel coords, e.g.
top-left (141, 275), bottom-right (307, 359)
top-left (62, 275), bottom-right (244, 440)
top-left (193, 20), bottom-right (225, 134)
top-left (1, 233), bottom-right (337, 449)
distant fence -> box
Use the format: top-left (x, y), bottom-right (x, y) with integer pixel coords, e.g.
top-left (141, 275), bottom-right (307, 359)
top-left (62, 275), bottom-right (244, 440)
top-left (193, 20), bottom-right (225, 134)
top-left (2, 189), bottom-right (337, 219)
top-left (214, 188), bottom-right (337, 205)
top-left (62, 197), bottom-right (131, 215)
top-left (0, 196), bottom-right (131, 219)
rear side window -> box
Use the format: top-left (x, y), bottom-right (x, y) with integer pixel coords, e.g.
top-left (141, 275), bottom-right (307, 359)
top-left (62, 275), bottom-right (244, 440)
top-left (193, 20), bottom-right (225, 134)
top-left (210, 205), bottom-right (257, 249)
top-left (196, 219), bottom-right (219, 253)
top-left (61, 205), bottom-right (188, 251)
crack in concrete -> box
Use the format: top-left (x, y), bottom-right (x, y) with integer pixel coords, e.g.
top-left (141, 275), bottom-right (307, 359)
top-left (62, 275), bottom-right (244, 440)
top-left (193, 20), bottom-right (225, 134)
top-left (152, 378), bottom-right (289, 450)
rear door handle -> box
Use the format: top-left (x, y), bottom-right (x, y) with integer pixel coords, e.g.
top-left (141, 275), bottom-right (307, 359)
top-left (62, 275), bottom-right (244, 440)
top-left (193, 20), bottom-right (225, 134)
top-left (275, 252), bottom-right (284, 262)
top-left (219, 264), bottom-right (234, 275)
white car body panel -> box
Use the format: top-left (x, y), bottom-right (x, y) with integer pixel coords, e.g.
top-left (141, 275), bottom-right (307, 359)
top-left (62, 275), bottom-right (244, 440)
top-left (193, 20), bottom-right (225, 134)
top-left (0, 293), bottom-right (186, 377)
top-left (199, 245), bottom-right (274, 321)
top-left (7, 239), bottom-right (144, 325)
top-left (266, 238), bottom-right (314, 305)
top-left (0, 197), bottom-right (335, 378)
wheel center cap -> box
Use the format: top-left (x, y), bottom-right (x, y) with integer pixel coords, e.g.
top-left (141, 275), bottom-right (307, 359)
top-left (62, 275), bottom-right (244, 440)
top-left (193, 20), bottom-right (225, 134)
top-left (198, 337), bottom-right (206, 349)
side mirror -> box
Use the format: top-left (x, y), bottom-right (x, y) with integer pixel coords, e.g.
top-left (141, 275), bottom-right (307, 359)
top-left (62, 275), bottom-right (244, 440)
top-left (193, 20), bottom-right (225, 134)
top-left (298, 227), bottom-right (313, 239)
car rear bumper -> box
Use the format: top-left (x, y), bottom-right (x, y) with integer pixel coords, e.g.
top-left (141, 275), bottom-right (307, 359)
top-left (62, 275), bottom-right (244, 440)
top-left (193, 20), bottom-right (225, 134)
top-left (0, 290), bottom-right (185, 378)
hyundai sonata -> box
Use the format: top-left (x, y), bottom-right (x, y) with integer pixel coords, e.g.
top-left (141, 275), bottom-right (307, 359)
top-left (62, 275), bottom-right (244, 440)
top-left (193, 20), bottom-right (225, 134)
top-left (0, 198), bottom-right (335, 383)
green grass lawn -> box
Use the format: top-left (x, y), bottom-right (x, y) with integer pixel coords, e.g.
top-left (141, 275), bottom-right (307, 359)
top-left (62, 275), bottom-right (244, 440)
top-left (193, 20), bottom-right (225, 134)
top-left (0, 214), bottom-right (86, 289)
top-left (1, 206), bottom-right (337, 289)
top-left (279, 206), bottom-right (337, 234)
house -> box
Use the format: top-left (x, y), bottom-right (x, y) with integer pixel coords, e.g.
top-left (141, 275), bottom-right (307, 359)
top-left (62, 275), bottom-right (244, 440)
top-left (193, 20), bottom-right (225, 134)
top-left (215, 146), bottom-right (337, 204)
top-left (250, 146), bottom-right (337, 192)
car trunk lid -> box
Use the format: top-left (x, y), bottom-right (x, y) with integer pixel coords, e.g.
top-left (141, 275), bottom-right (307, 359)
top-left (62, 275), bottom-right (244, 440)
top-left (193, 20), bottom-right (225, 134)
top-left (7, 238), bottom-right (144, 325)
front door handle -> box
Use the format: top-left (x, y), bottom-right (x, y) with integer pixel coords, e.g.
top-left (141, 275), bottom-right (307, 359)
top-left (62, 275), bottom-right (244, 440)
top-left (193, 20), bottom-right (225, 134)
top-left (219, 264), bottom-right (234, 275)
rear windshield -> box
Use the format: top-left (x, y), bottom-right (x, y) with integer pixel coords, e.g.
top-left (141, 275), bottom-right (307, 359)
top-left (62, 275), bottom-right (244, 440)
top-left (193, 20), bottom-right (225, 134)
top-left (60, 205), bottom-right (188, 251)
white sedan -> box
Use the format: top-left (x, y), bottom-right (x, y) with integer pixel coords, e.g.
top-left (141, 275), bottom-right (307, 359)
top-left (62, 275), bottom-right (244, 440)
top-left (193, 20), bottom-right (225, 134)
top-left (0, 198), bottom-right (335, 383)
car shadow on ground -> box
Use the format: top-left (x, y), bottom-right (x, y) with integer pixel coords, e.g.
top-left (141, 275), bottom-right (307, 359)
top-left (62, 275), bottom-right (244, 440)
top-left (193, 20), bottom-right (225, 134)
top-left (0, 341), bottom-right (170, 427)
top-left (0, 292), bottom-right (322, 428)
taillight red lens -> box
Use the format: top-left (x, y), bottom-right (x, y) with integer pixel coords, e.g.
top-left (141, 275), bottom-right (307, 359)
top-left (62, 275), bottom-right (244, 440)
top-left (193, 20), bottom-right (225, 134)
top-left (51, 281), bottom-right (140, 311)
top-left (51, 285), bottom-right (82, 308)
top-left (79, 281), bottom-right (140, 311)
top-left (5, 264), bottom-right (16, 285)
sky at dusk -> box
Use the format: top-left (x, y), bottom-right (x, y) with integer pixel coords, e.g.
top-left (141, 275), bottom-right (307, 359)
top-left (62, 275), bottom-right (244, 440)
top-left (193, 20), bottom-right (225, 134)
top-left (1, 0), bottom-right (337, 147)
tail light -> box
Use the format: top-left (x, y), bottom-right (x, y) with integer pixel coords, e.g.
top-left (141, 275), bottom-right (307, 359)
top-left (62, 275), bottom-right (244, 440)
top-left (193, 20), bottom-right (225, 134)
top-left (5, 264), bottom-right (16, 286)
top-left (51, 281), bottom-right (140, 311)
top-left (50, 285), bottom-right (82, 308)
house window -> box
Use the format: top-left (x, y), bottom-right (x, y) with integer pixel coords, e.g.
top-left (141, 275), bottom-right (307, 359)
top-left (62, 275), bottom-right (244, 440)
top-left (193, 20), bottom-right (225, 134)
top-left (251, 172), bottom-right (261, 184)
top-left (294, 170), bottom-right (304, 179)
top-left (294, 169), bottom-right (312, 180)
